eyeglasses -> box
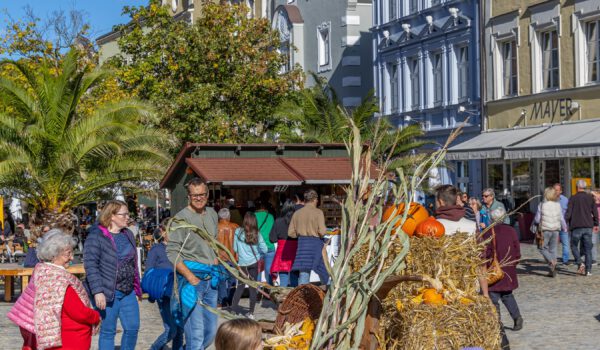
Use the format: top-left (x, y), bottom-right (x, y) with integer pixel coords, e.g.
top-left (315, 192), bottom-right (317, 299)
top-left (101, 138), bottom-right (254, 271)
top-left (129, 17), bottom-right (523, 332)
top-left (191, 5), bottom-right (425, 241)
top-left (482, 194), bottom-right (492, 198)
top-left (115, 212), bottom-right (130, 217)
top-left (189, 193), bottom-right (208, 199)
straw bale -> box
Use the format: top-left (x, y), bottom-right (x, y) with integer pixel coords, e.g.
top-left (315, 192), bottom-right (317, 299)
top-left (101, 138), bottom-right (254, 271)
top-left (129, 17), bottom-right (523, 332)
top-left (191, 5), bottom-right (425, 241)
top-left (382, 295), bottom-right (502, 350)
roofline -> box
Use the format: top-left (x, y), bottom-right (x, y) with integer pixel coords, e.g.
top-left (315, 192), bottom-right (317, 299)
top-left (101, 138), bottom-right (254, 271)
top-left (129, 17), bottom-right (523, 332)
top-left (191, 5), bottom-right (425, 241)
top-left (159, 142), bottom-right (350, 189)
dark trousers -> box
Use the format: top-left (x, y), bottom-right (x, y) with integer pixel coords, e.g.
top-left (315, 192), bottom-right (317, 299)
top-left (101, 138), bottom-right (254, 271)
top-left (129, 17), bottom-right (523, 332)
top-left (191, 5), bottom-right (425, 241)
top-left (231, 262), bottom-right (259, 314)
top-left (490, 291), bottom-right (521, 321)
top-left (571, 228), bottom-right (593, 273)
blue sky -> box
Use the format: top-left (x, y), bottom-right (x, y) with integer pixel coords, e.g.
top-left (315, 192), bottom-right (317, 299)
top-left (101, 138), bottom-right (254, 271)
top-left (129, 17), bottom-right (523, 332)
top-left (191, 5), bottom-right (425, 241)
top-left (0, 0), bottom-right (147, 40)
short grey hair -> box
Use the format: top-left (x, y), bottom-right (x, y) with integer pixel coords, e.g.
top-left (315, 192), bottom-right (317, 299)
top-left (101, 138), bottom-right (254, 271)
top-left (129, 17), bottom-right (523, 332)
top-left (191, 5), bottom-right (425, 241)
top-left (218, 208), bottom-right (230, 220)
top-left (304, 189), bottom-right (318, 202)
top-left (490, 207), bottom-right (506, 222)
top-left (576, 179), bottom-right (587, 189)
top-left (37, 229), bottom-right (76, 262)
top-left (483, 188), bottom-right (495, 197)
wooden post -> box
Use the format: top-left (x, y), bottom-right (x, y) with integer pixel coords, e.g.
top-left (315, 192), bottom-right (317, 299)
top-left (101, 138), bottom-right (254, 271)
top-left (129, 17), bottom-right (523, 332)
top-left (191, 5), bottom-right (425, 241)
top-left (4, 275), bottom-right (13, 302)
top-left (21, 276), bottom-right (29, 293)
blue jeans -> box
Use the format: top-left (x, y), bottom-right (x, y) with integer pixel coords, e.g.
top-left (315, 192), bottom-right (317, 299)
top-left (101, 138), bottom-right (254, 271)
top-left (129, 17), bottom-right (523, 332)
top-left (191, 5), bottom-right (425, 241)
top-left (264, 250), bottom-right (276, 285)
top-left (278, 271), bottom-right (298, 287)
top-left (98, 290), bottom-right (140, 350)
top-left (559, 231), bottom-right (570, 263)
top-left (298, 271), bottom-right (311, 285)
top-left (184, 279), bottom-right (218, 350)
top-left (217, 265), bottom-right (236, 305)
top-left (151, 298), bottom-right (183, 350)
top-left (571, 228), bottom-right (593, 273)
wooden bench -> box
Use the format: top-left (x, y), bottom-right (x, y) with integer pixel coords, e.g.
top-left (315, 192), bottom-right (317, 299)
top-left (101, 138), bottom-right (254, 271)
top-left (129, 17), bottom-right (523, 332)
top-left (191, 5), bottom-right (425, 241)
top-left (0, 264), bottom-right (85, 302)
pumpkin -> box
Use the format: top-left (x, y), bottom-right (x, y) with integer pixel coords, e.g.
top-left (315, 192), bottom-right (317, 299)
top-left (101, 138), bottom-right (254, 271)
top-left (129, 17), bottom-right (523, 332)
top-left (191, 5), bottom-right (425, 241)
top-left (414, 217), bottom-right (445, 238)
top-left (382, 202), bottom-right (429, 236)
top-left (422, 288), bottom-right (446, 306)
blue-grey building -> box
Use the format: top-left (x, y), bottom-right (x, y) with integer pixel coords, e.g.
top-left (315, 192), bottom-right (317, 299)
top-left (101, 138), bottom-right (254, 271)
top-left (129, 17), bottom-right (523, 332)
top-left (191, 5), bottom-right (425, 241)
top-left (372, 0), bottom-right (483, 195)
top-left (269, 0), bottom-right (374, 108)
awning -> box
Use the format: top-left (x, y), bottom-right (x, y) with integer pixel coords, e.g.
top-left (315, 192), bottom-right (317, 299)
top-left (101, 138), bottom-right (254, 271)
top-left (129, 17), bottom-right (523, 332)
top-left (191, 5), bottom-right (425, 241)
top-left (186, 158), bottom-right (303, 186)
top-left (446, 127), bottom-right (547, 160)
top-left (185, 157), bottom-right (377, 186)
top-left (279, 157), bottom-right (379, 184)
top-left (505, 120), bottom-right (600, 159)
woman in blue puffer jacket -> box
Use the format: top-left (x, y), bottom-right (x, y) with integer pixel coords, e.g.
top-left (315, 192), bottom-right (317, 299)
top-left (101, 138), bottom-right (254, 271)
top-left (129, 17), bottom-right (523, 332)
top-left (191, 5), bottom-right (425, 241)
top-left (83, 200), bottom-right (141, 350)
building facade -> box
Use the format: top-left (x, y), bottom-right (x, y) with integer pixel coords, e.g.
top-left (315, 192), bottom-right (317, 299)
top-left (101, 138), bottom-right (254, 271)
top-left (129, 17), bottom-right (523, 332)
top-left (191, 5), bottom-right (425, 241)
top-left (449, 0), bottom-right (600, 211)
top-left (372, 0), bottom-right (483, 195)
top-left (269, 0), bottom-right (374, 107)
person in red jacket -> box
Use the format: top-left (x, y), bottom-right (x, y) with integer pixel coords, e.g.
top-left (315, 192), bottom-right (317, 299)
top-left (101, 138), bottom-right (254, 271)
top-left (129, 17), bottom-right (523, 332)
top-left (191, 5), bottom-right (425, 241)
top-left (17, 229), bottom-right (100, 350)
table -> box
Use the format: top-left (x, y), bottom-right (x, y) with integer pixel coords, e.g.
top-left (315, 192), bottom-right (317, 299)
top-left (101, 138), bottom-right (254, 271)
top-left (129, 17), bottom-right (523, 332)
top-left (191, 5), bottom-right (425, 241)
top-left (0, 264), bottom-right (85, 302)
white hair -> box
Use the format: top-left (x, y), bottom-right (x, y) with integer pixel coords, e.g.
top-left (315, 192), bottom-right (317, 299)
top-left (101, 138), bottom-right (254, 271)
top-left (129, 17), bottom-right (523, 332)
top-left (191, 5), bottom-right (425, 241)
top-left (37, 229), bottom-right (76, 262)
top-left (576, 179), bottom-right (587, 189)
top-left (490, 207), bottom-right (506, 222)
top-left (218, 208), bottom-right (230, 220)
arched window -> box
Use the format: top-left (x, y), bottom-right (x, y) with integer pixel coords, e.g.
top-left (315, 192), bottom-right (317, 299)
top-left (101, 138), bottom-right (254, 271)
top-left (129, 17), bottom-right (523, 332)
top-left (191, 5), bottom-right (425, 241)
top-left (273, 9), bottom-right (292, 73)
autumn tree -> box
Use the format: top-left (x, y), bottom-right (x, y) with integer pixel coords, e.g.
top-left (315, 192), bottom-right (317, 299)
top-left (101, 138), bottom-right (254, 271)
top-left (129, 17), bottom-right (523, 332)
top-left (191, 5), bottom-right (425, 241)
top-left (108, 0), bottom-right (303, 146)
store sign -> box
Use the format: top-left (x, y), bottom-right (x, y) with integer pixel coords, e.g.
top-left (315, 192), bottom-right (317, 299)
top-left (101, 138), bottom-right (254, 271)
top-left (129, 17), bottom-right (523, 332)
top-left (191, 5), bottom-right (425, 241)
top-left (529, 98), bottom-right (574, 121)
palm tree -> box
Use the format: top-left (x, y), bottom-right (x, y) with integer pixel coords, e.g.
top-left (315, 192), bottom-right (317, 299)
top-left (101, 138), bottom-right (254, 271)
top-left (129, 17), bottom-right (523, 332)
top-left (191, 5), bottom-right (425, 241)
top-left (276, 74), bottom-right (430, 171)
top-left (0, 50), bottom-right (172, 234)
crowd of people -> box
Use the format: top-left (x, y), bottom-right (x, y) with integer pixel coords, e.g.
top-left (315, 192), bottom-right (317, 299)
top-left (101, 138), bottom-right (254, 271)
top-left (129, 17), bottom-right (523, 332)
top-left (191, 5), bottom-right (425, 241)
top-left (6, 176), bottom-right (600, 350)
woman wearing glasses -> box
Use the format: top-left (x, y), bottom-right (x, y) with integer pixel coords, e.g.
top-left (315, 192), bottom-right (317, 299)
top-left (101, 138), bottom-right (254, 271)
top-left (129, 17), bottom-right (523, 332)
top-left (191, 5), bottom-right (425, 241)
top-left (84, 200), bottom-right (142, 350)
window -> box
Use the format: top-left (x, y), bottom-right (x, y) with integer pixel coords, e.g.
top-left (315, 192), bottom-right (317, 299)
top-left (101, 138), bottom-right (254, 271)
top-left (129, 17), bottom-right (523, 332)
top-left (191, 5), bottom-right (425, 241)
top-left (410, 58), bottom-right (420, 109)
top-left (409, 0), bottom-right (418, 14)
top-left (457, 46), bottom-right (468, 100)
top-left (502, 41), bottom-right (518, 96)
top-left (317, 22), bottom-right (331, 71)
top-left (586, 20), bottom-right (600, 83)
top-left (432, 52), bottom-right (443, 106)
top-left (390, 63), bottom-right (399, 113)
top-left (274, 9), bottom-right (292, 73)
top-left (541, 30), bottom-right (559, 89)
top-left (389, 0), bottom-right (397, 21)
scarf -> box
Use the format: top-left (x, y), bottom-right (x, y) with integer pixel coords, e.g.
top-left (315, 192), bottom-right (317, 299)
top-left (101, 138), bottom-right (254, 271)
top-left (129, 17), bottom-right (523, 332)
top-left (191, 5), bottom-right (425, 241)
top-left (34, 263), bottom-right (92, 350)
top-left (435, 205), bottom-right (466, 222)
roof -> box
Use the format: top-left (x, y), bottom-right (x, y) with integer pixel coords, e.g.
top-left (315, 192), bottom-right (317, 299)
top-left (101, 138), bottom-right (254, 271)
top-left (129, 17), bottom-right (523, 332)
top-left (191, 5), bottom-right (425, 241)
top-left (280, 157), bottom-right (379, 184)
top-left (504, 120), bottom-right (600, 159)
top-left (446, 126), bottom-right (547, 160)
top-left (186, 158), bottom-right (303, 186)
top-left (160, 143), bottom-right (350, 188)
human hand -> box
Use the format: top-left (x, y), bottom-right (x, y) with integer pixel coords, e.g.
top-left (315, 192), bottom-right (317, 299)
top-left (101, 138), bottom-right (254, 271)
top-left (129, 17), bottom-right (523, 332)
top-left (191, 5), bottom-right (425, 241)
top-left (94, 293), bottom-right (106, 310)
top-left (189, 276), bottom-right (201, 286)
top-left (93, 319), bottom-right (102, 335)
top-left (594, 226), bottom-right (599, 233)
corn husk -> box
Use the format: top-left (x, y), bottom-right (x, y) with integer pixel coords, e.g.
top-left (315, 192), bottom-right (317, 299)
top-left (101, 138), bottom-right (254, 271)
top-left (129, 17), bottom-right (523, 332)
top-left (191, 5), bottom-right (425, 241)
top-left (264, 318), bottom-right (314, 350)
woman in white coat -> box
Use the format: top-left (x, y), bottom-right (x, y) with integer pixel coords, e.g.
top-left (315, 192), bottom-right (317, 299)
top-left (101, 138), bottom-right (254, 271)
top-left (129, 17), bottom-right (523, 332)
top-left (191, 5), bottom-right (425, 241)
top-left (534, 187), bottom-right (568, 277)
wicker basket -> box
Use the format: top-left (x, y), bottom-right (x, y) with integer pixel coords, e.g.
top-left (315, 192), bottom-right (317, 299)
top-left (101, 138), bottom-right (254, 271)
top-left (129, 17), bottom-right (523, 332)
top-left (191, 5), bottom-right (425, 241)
top-left (274, 284), bottom-right (325, 334)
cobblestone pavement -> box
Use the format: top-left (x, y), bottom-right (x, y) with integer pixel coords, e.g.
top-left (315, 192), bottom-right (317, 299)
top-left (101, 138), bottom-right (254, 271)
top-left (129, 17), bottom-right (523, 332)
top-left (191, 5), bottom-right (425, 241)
top-left (1, 242), bottom-right (599, 349)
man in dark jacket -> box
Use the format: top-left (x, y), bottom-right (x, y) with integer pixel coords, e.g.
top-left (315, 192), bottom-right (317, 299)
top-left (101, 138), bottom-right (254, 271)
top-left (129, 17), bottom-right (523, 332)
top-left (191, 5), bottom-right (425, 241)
top-left (565, 180), bottom-right (599, 276)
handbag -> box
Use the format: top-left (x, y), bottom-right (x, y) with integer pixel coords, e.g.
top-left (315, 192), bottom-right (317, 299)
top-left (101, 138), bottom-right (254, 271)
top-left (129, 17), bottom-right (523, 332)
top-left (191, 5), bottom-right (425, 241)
top-left (534, 204), bottom-right (544, 249)
top-left (486, 228), bottom-right (505, 286)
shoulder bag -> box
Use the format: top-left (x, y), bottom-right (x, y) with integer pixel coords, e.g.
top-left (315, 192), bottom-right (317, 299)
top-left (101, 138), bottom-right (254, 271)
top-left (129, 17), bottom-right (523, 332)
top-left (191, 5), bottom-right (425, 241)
top-left (487, 228), bottom-right (505, 286)
top-left (534, 204), bottom-right (544, 249)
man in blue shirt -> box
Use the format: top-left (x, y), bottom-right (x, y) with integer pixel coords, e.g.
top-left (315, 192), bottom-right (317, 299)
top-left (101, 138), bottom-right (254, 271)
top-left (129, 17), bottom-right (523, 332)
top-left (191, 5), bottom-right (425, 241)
top-left (554, 183), bottom-right (570, 265)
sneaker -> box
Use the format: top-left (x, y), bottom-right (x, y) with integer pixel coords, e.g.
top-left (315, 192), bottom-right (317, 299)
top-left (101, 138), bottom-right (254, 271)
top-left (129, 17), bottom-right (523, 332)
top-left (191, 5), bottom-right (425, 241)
top-left (551, 267), bottom-right (557, 278)
top-left (586, 272), bottom-right (592, 276)
top-left (247, 313), bottom-right (255, 320)
top-left (513, 316), bottom-right (523, 331)
top-left (578, 263), bottom-right (586, 275)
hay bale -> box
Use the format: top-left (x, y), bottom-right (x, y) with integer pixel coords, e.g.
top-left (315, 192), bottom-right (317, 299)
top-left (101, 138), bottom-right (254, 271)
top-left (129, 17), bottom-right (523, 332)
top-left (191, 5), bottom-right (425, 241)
top-left (382, 295), bottom-right (501, 350)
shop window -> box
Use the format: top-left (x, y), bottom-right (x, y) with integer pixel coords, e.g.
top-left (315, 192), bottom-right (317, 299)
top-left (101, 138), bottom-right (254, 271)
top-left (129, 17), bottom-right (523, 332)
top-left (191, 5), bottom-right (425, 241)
top-left (571, 158), bottom-right (592, 179)
top-left (586, 20), bottom-right (600, 84)
top-left (487, 163), bottom-right (504, 194)
top-left (511, 161), bottom-right (530, 213)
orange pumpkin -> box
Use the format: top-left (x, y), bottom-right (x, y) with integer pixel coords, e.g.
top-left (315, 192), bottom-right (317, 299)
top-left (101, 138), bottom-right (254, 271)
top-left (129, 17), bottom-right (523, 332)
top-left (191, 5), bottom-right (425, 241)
top-left (382, 202), bottom-right (429, 236)
top-left (422, 288), bottom-right (446, 306)
top-left (414, 217), bottom-right (445, 238)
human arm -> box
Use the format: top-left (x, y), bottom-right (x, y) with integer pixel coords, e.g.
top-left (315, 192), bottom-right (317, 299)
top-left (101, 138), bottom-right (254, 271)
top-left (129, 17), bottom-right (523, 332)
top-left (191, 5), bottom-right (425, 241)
top-left (258, 235), bottom-right (268, 256)
top-left (63, 286), bottom-right (101, 326)
top-left (591, 198), bottom-right (599, 229)
top-left (478, 265), bottom-right (489, 298)
top-left (565, 199), bottom-right (573, 227)
top-left (318, 210), bottom-right (327, 237)
top-left (534, 203), bottom-right (541, 224)
top-left (145, 246), bottom-right (159, 270)
top-left (82, 233), bottom-right (106, 309)
top-left (166, 226), bottom-right (201, 285)
top-left (288, 213), bottom-right (298, 239)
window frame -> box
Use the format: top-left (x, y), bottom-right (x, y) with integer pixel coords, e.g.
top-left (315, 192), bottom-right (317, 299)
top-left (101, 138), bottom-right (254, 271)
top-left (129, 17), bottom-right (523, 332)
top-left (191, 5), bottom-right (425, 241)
top-left (410, 57), bottom-right (420, 110)
top-left (540, 29), bottom-right (559, 90)
top-left (457, 46), bottom-right (469, 101)
top-left (501, 40), bottom-right (518, 97)
top-left (585, 19), bottom-right (600, 84)
top-left (317, 22), bottom-right (332, 72)
top-left (432, 51), bottom-right (443, 106)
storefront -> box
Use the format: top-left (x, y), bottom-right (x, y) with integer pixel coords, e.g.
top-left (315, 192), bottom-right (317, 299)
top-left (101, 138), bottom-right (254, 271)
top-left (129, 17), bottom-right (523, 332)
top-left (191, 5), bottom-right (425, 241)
top-left (160, 143), bottom-right (378, 227)
top-left (448, 84), bottom-right (600, 213)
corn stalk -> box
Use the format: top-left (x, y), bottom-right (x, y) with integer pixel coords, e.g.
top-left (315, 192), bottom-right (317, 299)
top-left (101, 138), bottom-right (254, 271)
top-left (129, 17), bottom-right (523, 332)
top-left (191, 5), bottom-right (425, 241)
top-left (310, 120), bottom-right (457, 350)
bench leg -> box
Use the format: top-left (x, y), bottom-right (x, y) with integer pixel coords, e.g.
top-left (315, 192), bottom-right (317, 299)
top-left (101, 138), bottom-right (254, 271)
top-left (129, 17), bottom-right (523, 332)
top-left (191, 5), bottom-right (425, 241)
top-left (21, 276), bottom-right (29, 292)
top-left (4, 276), bottom-right (13, 302)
